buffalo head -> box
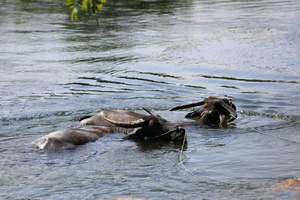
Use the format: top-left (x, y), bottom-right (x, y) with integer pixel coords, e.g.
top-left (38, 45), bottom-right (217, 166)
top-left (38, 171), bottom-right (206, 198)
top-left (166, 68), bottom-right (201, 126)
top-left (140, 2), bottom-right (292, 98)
top-left (170, 97), bottom-right (237, 126)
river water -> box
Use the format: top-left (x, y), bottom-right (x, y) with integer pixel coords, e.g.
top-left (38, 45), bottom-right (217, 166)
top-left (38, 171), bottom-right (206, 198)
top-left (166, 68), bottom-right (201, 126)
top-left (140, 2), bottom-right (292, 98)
top-left (0, 0), bottom-right (299, 199)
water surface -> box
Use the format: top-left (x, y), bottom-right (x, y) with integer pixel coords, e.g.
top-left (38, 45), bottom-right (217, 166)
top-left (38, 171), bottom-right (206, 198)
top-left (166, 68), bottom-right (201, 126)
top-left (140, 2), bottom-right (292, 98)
top-left (0, 0), bottom-right (299, 199)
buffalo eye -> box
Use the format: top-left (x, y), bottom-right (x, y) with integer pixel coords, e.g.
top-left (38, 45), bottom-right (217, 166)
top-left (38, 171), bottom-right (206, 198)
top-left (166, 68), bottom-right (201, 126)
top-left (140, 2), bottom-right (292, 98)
top-left (148, 120), bottom-right (156, 127)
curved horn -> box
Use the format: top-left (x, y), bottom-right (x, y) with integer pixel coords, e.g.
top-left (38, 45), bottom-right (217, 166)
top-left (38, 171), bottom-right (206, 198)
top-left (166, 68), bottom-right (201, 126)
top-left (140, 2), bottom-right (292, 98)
top-left (219, 100), bottom-right (237, 122)
top-left (100, 113), bottom-right (147, 128)
top-left (142, 107), bottom-right (153, 115)
top-left (170, 100), bottom-right (205, 111)
top-left (142, 107), bottom-right (163, 119)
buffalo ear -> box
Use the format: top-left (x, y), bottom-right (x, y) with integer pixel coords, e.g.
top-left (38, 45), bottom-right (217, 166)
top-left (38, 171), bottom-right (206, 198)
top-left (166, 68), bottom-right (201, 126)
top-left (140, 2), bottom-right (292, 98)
top-left (232, 103), bottom-right (236, 111)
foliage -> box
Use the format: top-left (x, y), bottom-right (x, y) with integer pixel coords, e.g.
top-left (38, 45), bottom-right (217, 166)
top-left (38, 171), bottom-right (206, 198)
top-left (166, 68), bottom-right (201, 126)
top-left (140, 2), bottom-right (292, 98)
top-left (64, 0), bottom-right (106, 25)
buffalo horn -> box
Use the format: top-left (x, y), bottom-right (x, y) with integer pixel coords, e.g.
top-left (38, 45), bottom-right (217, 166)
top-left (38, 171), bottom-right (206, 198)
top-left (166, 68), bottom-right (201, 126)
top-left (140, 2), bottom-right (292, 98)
top-left (101, 114), bottom-right (147, 128)
top-left (219, 100), bottom-right (237, 122)
top-left (142, 107), bottom-right (153, 115)
top-left (170, 100), bottom-right (205, 111)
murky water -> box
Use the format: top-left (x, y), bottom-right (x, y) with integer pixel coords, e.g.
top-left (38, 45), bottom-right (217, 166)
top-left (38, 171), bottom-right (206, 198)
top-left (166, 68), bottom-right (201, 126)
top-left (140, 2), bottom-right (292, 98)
top-left (0, 0), bottom-right (299, 199)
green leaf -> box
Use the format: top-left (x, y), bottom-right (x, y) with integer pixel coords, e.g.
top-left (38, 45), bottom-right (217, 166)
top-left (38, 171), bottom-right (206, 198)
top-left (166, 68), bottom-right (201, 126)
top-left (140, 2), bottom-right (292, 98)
top-left (96, 4), bottom-right (103, 11)
top-left (71, 7), bottom-right (78, 21)
top-left (64, 0), bottom-right (76, 6)
top-left (82, 0), bottom-right (88, 10)
top-left (65, 0), bottom-right (106, 24)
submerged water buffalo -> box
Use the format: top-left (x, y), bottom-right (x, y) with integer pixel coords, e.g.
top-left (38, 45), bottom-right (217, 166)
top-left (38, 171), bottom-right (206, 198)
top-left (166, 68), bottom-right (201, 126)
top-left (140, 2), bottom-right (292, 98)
top-left (170, 97), bottom-right (237, 126)
top-left (32, 109), bottom-right (185, 151)
top-left (80, 108), bottom-right (185, 140)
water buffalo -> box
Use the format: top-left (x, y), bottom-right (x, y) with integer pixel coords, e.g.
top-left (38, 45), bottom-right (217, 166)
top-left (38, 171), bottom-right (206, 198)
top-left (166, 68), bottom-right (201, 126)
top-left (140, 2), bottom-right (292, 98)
top-left (170, 97), bottom-right (237, 126)
top-left (80, 108), bottom-right (185, 140)
top-left (32, 109), bottom-right (185, 151)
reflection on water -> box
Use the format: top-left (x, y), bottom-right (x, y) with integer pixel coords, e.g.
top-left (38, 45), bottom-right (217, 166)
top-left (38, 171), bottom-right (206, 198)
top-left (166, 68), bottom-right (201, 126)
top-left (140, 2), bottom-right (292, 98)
top-left (0, 0), bottom-right (300, 199)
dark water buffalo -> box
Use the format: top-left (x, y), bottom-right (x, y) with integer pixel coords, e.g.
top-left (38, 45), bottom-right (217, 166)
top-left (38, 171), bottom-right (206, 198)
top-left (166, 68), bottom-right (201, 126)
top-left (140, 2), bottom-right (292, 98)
top-left (80, 109), bottom-right (185, 140)
top-left (32, 109), bottom-right (185, 151)
top-left (170, 97), bottom-right (237, 126)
